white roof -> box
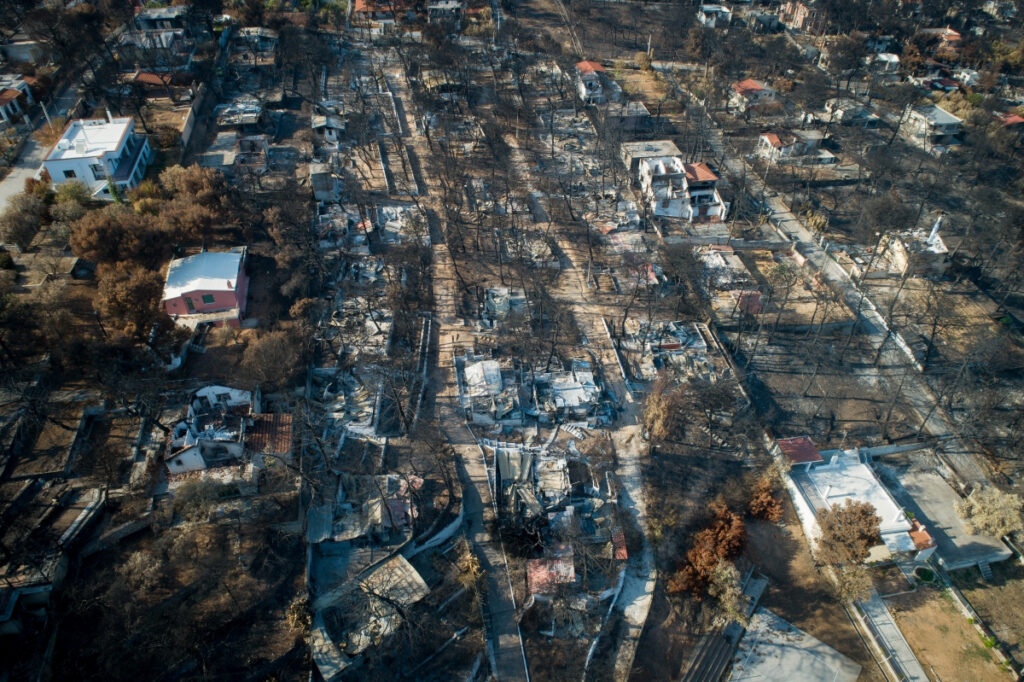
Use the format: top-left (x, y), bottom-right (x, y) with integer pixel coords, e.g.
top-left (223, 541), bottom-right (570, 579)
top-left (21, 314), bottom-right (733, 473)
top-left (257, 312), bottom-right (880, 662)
top-left (163, 250), bottom-right (244, 300)
top-left (640, 155), bottom-right (686, 176)
top-left (806, 451), bottom-right (910, 537)
top-left (913, 104), bottom-right (962, 126)
top-left (46, 118), bottom-right (133, 161)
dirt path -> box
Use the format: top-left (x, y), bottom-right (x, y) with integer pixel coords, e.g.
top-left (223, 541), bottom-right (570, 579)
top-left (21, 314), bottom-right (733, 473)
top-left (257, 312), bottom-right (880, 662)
top-left (499, 129), bottom-right (656, 680)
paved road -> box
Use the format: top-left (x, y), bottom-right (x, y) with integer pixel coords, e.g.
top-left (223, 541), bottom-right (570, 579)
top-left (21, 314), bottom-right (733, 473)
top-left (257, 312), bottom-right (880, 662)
top-left (859, 592), bottom-right (929, 682)
top-left (0, 82), bottom-right (84, 211)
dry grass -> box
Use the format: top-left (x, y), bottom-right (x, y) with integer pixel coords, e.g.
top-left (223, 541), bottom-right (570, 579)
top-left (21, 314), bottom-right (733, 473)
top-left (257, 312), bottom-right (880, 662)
top-left (887, 587), bottom-right (1007, 682)
top-left (952, 561), bottom-right (1024, 668)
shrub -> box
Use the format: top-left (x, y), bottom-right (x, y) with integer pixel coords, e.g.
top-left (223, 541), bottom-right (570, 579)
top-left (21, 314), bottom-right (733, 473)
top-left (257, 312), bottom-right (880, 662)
top-left (748, 475), bottom-right (783, 522)
top-left (667, 501), bottom-right (746, 597)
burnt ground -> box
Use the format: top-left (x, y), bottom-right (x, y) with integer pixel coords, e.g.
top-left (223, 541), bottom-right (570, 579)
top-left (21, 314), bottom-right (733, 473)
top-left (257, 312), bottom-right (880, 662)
top-left (628, 445), bottom-right (756, 679)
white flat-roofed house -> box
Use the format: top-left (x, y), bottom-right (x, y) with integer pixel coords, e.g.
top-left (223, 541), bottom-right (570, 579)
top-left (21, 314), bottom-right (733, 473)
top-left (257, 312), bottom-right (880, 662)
top-left (639, 157), bottom-right (729, 223)
top-left (783, 445), bottom-right (937, 562)
top-left (427, 0), bottom-right (464, 28)
top-left (620, 139), bottom-right (683, 176)
top-left (906, 104), bottom-right (962, 152)
top-left (757, 129), bottom-right (834, 164)
top-left (42, 116), bottom-right (152, 200)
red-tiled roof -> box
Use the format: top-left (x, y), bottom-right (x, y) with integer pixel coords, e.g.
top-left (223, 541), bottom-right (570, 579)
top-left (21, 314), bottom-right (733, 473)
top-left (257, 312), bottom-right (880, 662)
top-left (995, 112), bottom-right (1024, 126)
top-left (612, 528), bottom-right (628, 560)
top-left (133, 71), bottom-right (173, 87)
top-left (247, 413), bottom-right (293, 455)
top-left (732, 289), bottom-right (763, 315)
top-left (761, 132), bottom-right (783, 148)
top-left (732, 78), bottom-right (764, 96)
top-left (909, 520), bottom-right (935, 550)
top-left (353, 0), bottom-right (409, 12)
top-left (777, 436), bottom-right (823, 464)
top-left (576, 60), bottom-right (605, 74)
top-left (684, 162), bottom-right (718, 182)
top-left (0, 89), bottom-right (22, 107)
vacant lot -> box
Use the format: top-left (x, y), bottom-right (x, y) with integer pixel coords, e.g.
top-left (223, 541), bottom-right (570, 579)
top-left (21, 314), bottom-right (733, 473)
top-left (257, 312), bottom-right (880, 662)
top-left (864, 275), bottom-right (1005, 367)
top-left (953, 561), bottom-right (1024, 668)
top-left (887, 587), bottom-right (1007, 682)
top-left (746, 506), bottom-right (886, 682)
top-left (732, 329), bottom-right (916, 446)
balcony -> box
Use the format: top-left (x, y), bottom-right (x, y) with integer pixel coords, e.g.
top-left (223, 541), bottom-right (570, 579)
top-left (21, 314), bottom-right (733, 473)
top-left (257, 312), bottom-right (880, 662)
top-left (112, 137), bottom-right (148, 182)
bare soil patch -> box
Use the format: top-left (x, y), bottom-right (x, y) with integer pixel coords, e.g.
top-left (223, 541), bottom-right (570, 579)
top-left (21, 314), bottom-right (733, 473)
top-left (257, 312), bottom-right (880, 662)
top-left (872, 564), bottom-right (912, 596)
top-left (887, 587), bottom-right (1007, 682)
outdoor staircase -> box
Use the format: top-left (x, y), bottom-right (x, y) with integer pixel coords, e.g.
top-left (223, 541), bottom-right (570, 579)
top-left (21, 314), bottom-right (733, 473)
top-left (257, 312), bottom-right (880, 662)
top-left (979, 560), bottom-right (994, 582)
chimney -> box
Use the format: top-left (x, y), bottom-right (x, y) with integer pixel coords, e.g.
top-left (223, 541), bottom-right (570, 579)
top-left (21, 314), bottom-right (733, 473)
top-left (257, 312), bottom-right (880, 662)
top-left (105, 108), bottom-right (113, 123)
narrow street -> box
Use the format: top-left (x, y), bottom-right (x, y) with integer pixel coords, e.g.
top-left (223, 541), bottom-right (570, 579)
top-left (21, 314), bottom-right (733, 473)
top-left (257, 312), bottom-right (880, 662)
top-left (502, 131), bottom-right (657, 678)
top-left (0, 82), bottom-right (85, 210)
top-left (387, 67), bottom-right (531, 681)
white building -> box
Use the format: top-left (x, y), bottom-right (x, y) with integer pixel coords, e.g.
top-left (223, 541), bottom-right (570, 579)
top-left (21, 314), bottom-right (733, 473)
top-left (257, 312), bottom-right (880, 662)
top-left (166, 386), bottom-right (253, 473)
top-left (757, 129), bottom-right (833, 164)
top-left (575, 61), bottom-right (621, 106)
top-left (729, 78), bottom-right (778, 112)
top-left (620, 139), bottom-right (683, 176)
top-left (881, 214), bottom-right (950, 277)
top-left (866, 52), bottom-right (900, 74)
top-left (42, 116), bottom-right (152, 200)
top-left (905, 104), bottom-right (962, 152)
top-left (824, 98), bottom-right (882, 127)
top-left (780, 441), bottom-right (937, 562)
top-left (639, 157), bottom-right (729, 223)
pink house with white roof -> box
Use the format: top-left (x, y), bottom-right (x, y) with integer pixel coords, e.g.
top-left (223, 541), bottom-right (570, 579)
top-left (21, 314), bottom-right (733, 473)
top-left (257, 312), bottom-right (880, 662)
top-left (162, 248), bottom-right (249, 328)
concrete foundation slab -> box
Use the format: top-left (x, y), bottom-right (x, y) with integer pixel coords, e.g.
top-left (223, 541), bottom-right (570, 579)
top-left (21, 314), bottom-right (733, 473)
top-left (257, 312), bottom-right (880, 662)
top-left (882, 466), bottom-right (1011, 571)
